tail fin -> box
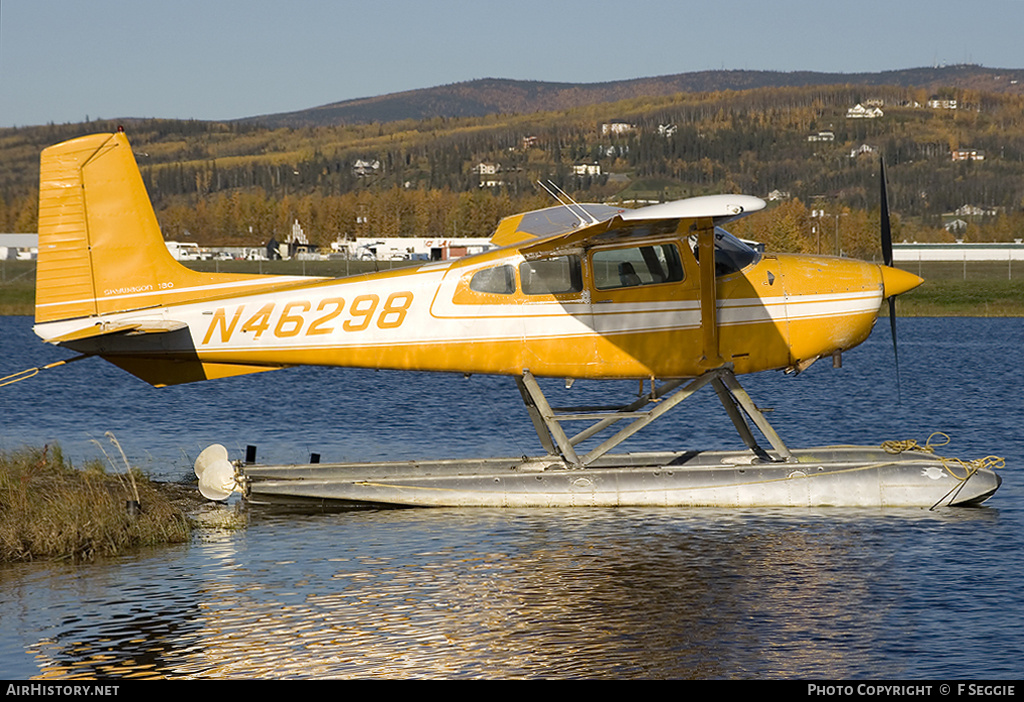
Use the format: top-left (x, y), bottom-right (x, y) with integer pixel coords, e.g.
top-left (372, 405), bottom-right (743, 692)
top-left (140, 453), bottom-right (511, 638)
top-left (36, 131), bottom-right (297, 324)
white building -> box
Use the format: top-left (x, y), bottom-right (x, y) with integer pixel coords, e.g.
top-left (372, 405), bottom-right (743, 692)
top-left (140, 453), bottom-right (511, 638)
top-left (330, 237), bottom-right (494, 262)
top-left (893, 242), bottom-right (1024, 262)
top-left (0, 234), bottom-right (37, 260)
top-left (573, 162), bottom-right (602, 176)
top-left (847, 104), bottom-right (884, 119)
top-left (352, 159), bottom-right (380, 177)
top-left (165, 241), bottom-right (210, 260)
top-left (601, 121), bottom-right (636, 135)
top-left (954, 204), bottom-right (998, 217)
top-left (952, 148), bottom-right (985, 162)
top-left (473, 162), bottom-right (501, 175)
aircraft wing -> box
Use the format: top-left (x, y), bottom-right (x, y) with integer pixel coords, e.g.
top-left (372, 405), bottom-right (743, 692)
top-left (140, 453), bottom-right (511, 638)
top-left (513, 194), bottom-right (766, 256)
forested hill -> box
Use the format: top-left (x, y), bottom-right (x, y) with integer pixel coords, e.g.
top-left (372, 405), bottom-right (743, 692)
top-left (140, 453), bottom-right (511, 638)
top-left (242, 66), bottom-right (1024, 127)
top-left (4, 67), bottom-right (1024, 254)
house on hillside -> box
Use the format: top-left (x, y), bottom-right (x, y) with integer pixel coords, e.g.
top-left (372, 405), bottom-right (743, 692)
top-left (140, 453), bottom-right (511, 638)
top-left (353, 159), bottom-right (380, 177)
top-left (473, 162), bottom-right (501, 175)
top-left (474, 162), bottom-right (505, 188)
top-left (944, 219), bottom-right (968, 235)
top-left (573, 162), bottom-right (602, 176)
top-left (601, 121), bottom-right (636, 135)
top-left (807, 131), bottom-right (835, 142)
top-left (952, 148), bottom-right (985, 162)
top-left (847, 104), bottom-right (884, 119)
top-left (954, 204), bottom-right (998, 217)
top-left (850, 144), bottom-right (877, 158)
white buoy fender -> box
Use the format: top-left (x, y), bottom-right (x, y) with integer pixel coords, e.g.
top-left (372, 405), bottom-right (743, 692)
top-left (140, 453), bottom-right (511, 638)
top-left (194, 444), bottom-right (238, 501)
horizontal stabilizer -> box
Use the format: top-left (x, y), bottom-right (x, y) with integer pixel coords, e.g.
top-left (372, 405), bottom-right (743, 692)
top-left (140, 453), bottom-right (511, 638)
top-left (102, 356), bottom-right (284, 387)
top-left (43, 319), bottom-right (189, 344)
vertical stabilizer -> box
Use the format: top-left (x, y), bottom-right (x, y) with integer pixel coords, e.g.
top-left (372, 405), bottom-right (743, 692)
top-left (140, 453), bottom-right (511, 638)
top-left (35, 132), bottom-right (302, 325)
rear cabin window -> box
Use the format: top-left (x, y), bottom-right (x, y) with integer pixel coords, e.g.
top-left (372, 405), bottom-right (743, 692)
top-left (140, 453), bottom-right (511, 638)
top-left (592, 244), bottom-right (684, 290)
top-left (469, 265), bottom-right (516, 294)
top-left (520, 255), bottom-right (583, 295)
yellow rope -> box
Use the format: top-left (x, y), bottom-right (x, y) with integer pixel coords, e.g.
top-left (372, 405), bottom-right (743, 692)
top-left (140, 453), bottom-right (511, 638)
top-left (0, 367), bottom-right (41, 387)
top-left (881, 432), bottom-right (1004, 482)
top-left (0, 356), bottom-right (91, 388)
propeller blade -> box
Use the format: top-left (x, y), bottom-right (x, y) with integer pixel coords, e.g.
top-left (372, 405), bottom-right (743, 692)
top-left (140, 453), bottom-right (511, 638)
top-left (888, 296), bottom-right (902, 403)
top-left (880, 158), bottom-right (893, 267)
top-left (880, 157), bottom-right (901, 403)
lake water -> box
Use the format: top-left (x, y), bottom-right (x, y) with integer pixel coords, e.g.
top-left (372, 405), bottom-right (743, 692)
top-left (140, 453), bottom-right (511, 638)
top-left (0, 315), bottom-right (1022, 679)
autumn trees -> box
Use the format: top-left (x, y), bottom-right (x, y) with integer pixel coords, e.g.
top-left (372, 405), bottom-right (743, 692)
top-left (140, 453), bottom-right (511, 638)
top-left (2, 83), bottom-right (1023, 248)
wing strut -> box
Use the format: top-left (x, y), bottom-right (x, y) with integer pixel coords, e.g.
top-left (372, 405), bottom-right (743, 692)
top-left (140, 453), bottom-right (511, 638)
top-left (515, 367), bottom-right (791, 469)
top-left (695, 220), bottom-right (724, 368)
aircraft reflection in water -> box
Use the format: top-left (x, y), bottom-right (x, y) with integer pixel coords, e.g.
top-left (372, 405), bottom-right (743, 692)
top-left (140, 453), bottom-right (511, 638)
top-left (31, 131), bottom-right (1002, 507)
top-left (23, 510), bottom-right (908, 679)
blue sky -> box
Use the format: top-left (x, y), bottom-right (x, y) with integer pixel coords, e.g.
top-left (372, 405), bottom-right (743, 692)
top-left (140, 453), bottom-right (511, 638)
top-left (2, 0), bottom-right (1022, 128)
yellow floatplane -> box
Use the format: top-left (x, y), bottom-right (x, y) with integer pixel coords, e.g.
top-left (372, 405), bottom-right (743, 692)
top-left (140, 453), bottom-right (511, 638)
top-left (31, 131), bottom-right (1001, 507)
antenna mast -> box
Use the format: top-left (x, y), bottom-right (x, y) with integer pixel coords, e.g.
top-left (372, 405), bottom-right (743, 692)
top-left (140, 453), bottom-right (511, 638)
top-left (537, 180), bottom-right (599, 227)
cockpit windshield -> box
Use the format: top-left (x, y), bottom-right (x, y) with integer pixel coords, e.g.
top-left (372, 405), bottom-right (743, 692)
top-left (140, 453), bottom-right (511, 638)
top-left (689, 227), bottom-right (761, 277)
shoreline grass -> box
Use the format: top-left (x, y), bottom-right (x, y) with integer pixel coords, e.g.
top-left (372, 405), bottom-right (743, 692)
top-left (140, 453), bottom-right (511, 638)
top-left (0, 445), bottom-right (194, 563)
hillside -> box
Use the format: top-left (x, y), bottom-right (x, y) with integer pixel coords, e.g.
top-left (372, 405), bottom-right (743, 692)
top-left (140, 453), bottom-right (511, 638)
top-left (2, 67), bottom-right (1024, 253)
top-left (241, 66), bottom-right (1024, 127)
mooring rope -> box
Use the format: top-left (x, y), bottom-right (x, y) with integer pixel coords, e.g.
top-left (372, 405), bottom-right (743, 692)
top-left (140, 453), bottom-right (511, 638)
top-left (881, 432), bottom-right (1005, 482)
top-left (0, 355), bottom-right (92, 388)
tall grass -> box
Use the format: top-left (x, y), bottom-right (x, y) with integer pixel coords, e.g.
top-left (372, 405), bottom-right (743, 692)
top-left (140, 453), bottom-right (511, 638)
top-left (0, 445), bottom-right (192, 562)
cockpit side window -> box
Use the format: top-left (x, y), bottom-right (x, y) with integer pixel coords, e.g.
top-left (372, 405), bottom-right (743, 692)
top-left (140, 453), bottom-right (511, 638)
top-left (520, 255), bottom-right (583, 295)
top-left (591, 244), bottom-right (684, 290)
top-left (469, 265), bottom-right (516, 295)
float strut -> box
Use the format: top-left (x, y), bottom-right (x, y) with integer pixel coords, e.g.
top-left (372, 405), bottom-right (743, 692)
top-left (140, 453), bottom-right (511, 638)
top-left (711, 373), bottom-right (791, 462)
top-left (515, 366), bottom-right (791, 469)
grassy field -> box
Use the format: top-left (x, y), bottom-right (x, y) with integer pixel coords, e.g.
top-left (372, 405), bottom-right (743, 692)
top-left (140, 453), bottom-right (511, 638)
top-left (887, 260), bottom-right (1024, 316)
top-left (3, 258), bottom-right (1023, 316)
top-left (0, 260), bottom-right (37, 315)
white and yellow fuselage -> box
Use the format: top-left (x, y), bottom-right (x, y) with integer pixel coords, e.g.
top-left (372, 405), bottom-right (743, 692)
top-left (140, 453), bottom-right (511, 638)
top-left (32, 132), bottom-right (922, 387)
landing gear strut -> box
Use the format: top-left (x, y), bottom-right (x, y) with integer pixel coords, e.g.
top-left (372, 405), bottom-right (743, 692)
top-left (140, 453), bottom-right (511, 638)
top-left (515, 366), bottom-right (792, 468)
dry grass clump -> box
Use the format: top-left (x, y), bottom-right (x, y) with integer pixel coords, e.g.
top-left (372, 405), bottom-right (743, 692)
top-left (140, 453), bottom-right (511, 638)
top-left (0, 444), bottom-right (192, 562)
